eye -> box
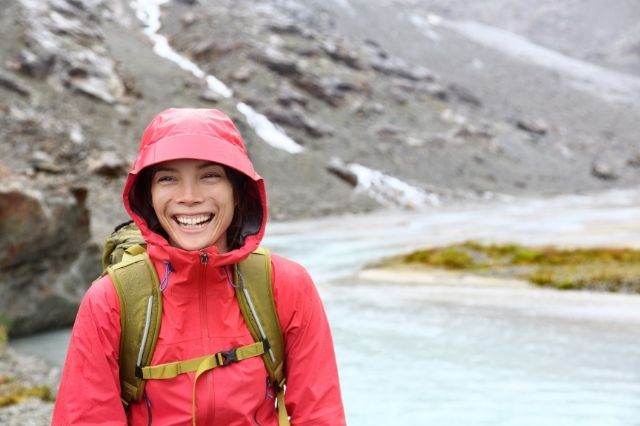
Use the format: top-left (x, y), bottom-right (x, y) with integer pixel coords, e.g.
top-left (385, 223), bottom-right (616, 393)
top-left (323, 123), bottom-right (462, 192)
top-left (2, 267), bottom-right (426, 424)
top-left (203, 172), bottom-right (222, 179)
top-left (202, 166), bottom-right (226, 180)
top-left (156, 174), bottom-right (176, 183)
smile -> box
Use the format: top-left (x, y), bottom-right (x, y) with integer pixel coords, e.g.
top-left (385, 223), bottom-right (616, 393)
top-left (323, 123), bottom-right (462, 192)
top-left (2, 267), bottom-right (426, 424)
top-left (173, 214), bottom-right (213, 228)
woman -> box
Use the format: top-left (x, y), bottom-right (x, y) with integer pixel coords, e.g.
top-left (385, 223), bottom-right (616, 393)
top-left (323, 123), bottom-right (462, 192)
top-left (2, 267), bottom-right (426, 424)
top-left (52, 108), bottom-right (346, 425)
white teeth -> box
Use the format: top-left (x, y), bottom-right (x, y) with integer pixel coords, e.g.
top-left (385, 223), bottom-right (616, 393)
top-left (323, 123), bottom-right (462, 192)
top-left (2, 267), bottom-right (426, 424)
top-left (175, 214), bottom-right (212, 227)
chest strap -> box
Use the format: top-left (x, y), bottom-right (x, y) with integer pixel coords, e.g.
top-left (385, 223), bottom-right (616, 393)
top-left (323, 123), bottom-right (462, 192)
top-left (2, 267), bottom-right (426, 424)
top-left (139, 341), bottom-right (265, 426)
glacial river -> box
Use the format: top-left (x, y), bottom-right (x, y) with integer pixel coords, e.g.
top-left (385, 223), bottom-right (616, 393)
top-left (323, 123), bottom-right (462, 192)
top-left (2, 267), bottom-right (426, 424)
top-left (13, 189), bottom-right (640, 426)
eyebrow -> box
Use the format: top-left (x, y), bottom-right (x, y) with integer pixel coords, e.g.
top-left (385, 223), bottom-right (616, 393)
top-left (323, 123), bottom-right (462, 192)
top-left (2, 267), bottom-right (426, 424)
top-left (154, 161), bottom-right (222, 173)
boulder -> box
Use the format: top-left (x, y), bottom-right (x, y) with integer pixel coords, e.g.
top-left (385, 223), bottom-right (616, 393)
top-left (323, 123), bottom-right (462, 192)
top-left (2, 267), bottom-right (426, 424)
top-left (252, 47), bottom-right (301, 76)
top-left (516, 118), bottom-right (549, 135)
top-left (294, 73), bottom-right (359, 106)
top-left (229, 64), bottom-right (255, 82)
top-left (0, 180), bottom-right (101, 336)
top-left (591, 161), bottom-right (618, 180)
top-left (447, 83), bottom-right (482, 107)
top-left (87, 151), bottom-right (129, 177)
top-left (370, 56), bottom-right (434, 81)
top-left (276, 86), bottom-right (309, 107)
top-left (320, 39), bottom-right (365, 70)
top-left (0, 72), bottom-right (31, 97)
top-left (264, 105), bottom-right (333, 138)
top-left (17, 0), bottom-right (131, 104)
top-left (267, 21), bottom-right (310, 38)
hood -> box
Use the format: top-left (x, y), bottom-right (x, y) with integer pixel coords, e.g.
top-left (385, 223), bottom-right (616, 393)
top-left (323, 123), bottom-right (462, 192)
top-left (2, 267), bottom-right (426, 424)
top-left (123, 108), bottom-right (267, 267)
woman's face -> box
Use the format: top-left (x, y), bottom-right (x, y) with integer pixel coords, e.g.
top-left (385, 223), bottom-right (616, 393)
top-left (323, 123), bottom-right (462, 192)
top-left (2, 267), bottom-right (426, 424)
top-left (150, 159), bottom-right (236, 252)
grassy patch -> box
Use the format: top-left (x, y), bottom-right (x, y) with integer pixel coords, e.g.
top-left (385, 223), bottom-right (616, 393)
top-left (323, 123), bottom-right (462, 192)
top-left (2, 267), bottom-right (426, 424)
top-left (401, 242), bottom-right (640, 293)
top-left (0, 376), bottom-right (54, 407)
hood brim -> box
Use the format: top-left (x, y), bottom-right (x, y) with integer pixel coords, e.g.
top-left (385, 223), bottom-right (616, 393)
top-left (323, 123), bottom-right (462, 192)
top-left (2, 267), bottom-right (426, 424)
top-left (131, 133), bottom-right (258, 180)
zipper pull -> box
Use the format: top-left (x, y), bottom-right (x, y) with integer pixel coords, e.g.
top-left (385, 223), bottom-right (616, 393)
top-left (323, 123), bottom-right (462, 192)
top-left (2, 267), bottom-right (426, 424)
top-left (200, 252), bottom-right (208, 264)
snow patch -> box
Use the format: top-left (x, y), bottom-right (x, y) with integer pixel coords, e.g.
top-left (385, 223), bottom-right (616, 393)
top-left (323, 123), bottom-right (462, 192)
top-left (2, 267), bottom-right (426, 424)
top-left (236, 103), bottom-right (304, 154)
top-left (409, 14), bottom-right (441, 41)
top-left (131, 0), bottom-right (233, 98)
top-left (131, 0), bottom-right (307, 153)
top-left (337, 160), bottom-right (440, 208)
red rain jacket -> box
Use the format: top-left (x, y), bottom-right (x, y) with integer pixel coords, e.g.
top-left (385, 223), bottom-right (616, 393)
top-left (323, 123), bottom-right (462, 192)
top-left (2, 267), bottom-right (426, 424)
top-left (52, 109), bottom-right (346, 425)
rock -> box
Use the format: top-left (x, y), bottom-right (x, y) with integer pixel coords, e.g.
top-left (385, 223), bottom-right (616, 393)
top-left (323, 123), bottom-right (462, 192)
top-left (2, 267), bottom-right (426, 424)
top-left (87, 151), bottom-right (129, 177)
top-left (31, 151), bottom-right (64, 174)
top-left (320, 39), bottom-right (365, 70)
top-left (516, 118), bottom-right (549, 135)
top-left (264, 105), bottom-right (333, 138)
top-left (0, 72), bottom-right (31, 97)
top-left (370, 56), bottom-right (434, 81)
top-left (18, 1), bottom-right (130, 104)
top-left (181, 11), bottom-right (197, 27)
top-left (63, 63), bottom-right (123, 104)
top-left (276, 86), bottom-right (309, 107)
top-left (13, 49), bottom-right (56, 79)
top-left (267, 21), bottom-right (310, 38)
top-left (351, 99), bottom-right (385, 116)
top-left (188, 39), bottom-right (237, 63)
top-left (326, 158), bottom-right (358, 187)
top-left (69, 123), bottom-right (85, 144)
top-left (375, 124), bottom-right (405, 140)
top-left (230, 64), bottom-right (255, 82)
top-left (199, 89), bottom-right (222, 103)
top-left (447, 83), bottom-right (482, 107)
top-left (0, 163), bottom-right (10, 179)
top-left (453, 123), bottom-right (494, 139)
top-left (295, 73), bottom-right (358, 106)
top-left (0, 181), bottom-right (101, 336)
top-left (251, 47), bottom-right (300, 76)
top-left (627, 153), bottom-right (640, 168)
top-left (591, 161), bottom-right (618, 180)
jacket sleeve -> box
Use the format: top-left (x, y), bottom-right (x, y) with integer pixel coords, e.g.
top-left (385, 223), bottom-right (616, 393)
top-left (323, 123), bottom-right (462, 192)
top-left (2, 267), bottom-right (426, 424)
top-left (51, 276), bottom-right (126, 426)
top-left (271, 255), bottom-right (347, 426)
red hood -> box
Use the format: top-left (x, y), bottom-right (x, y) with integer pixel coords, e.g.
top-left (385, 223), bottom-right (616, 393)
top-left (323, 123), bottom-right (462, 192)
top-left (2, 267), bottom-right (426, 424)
top-left (122, 108), bottom-right (267, 267)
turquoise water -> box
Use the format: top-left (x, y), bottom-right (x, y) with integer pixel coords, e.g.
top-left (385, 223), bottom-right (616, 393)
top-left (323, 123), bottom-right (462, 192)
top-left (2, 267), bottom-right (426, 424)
top-left (13, 190), bottom-right (640, 425)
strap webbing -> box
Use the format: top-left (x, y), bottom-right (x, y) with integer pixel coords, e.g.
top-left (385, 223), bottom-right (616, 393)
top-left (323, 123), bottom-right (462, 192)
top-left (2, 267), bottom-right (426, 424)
top-left (140, 341), bottom-right (264, 379)
top-left (139, 341), bottom-right (265, 426)
top-left (276, 382), bottom-right (289, 426)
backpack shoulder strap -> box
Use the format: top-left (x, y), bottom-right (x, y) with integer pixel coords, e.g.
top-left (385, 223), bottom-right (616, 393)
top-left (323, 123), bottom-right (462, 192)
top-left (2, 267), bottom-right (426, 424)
top-left (235, 248), bottom-right (288, 425)
top-left (107, 246), bottom-right (163, 406)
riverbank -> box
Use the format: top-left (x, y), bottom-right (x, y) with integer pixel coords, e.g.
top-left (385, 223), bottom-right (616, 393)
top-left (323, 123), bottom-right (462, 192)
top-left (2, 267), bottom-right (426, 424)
top-left (380, 241), bottom-right (640, 293)
top-left (355, 263), bottom-right (640, 324)
top-left (0, 347), bottom-right (57, 425)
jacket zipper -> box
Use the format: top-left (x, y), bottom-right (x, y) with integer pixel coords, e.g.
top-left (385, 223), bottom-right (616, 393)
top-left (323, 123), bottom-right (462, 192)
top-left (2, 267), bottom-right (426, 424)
top-left (198, 251), bottom-right (213, 423)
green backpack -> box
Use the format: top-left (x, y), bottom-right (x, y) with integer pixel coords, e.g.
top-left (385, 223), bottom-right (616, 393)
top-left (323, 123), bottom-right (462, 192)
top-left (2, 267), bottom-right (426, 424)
top-left (101, 222), bottom-right (289, 425)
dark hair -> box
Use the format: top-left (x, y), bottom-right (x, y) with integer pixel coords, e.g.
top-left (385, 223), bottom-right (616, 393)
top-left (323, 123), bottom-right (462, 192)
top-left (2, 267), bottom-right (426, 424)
top-left (128, 164), bottom-right (263, 251)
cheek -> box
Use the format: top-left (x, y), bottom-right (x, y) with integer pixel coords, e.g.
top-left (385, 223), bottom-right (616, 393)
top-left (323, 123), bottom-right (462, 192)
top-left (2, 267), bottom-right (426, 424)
top-left (150, 185), bottom-right (166, 217)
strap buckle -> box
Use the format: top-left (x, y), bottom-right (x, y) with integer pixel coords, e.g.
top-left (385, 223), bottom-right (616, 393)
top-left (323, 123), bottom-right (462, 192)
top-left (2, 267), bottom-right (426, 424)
top-left (216, 349), bottom-right (238, 366)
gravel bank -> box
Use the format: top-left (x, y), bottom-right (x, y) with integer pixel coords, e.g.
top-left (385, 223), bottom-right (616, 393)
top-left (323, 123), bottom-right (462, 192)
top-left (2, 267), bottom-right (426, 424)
top-left (0, 347), bottom-right (58, 426)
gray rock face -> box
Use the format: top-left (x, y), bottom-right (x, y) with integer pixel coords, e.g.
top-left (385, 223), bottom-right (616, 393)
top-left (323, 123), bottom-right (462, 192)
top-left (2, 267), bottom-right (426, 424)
top-left (15, 0), bottom-right (132, 104)
top-left (0, 180), bottom-right (101, 337)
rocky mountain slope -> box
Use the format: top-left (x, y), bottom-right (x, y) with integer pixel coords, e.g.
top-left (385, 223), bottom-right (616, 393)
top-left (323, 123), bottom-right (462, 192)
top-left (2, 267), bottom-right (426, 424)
top-left (1, 0), bottom-right (639, 337)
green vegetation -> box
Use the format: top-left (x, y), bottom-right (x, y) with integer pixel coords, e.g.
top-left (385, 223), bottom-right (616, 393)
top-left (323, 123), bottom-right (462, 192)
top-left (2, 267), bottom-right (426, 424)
top-left (0, 376), bottom-right (54, 407)
top-left (401, 241), bottom-right (640, 293)
top-left (0, 314), bottom-right (9, 355)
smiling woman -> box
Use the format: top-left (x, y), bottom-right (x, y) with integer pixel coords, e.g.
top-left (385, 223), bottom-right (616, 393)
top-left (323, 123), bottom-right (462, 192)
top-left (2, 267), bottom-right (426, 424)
top-left (51, 108), bottom-right (346, 426)
top-left (149, 160), bottom-right (236, 252)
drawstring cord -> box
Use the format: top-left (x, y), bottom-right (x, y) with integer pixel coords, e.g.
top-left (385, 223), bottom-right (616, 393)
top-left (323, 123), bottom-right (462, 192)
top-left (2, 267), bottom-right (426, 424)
top-left (160, 261), bottom-right (173, 292)
top-left (226, 264), bottom-right (244, 289)
top-left (144, 392), bottom-right (152, 426)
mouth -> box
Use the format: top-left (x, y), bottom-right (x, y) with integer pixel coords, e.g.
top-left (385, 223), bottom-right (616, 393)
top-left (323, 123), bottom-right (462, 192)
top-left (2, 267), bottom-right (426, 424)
top-left (173, 213), bottom-right (213, 229)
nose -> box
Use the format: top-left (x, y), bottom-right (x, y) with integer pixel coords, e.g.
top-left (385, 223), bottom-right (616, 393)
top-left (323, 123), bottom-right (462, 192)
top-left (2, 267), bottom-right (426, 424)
top-left (176, 180), bottom-right (204, 205)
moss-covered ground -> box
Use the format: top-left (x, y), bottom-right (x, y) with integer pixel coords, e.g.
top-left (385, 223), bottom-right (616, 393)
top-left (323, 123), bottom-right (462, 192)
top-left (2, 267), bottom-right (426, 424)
top-left (399, 241), bottom-right (640, 293)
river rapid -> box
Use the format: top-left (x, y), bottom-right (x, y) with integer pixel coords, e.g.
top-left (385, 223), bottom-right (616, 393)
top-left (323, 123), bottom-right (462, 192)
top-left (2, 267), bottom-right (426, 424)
top-left (13, 189), bottom-right (640, 425)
